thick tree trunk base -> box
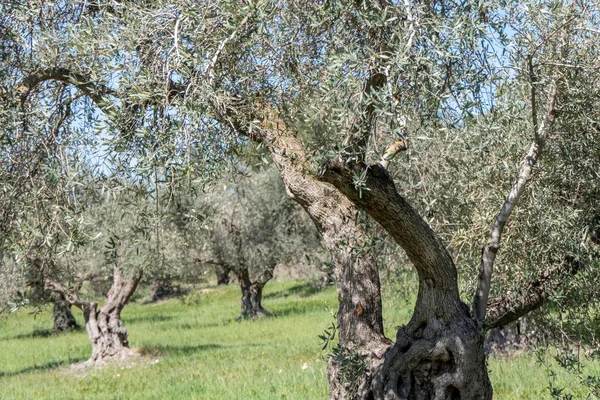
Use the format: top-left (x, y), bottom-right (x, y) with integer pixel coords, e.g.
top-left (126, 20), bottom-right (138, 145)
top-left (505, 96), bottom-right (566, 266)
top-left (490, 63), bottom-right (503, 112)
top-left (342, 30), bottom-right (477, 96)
top-left (238, 309), bottom-right (273, 320)
top-left (238, 293), bottom-right (273, 320)
top-left (45, 269), bottom-right (142, 366)
top-left (216, 267), bottom-right (231, 285)
top-left (327, 338), bottom-right (392, 400)
top-left (85, 309), bottom-right (136, 365)
top-left (83, 347), bottom-right (140, 366)
top-left (372, 314), bottom-right (492, 400)
top-left (143, 281), bottom-right (182, 303)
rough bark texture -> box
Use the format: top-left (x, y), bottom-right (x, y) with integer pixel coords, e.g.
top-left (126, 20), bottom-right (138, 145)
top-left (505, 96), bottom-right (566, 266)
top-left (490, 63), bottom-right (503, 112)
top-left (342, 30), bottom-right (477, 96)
top-left (238, 268), bottom-right (273, 319)
top-left (250, 114), bottom-right (391, 399)
top-left (46, 268), bottom-right (142, 364)
top-left (52, 292), bottom-right (78, 333)
top-left (321, 159), bottom-right (492, 399)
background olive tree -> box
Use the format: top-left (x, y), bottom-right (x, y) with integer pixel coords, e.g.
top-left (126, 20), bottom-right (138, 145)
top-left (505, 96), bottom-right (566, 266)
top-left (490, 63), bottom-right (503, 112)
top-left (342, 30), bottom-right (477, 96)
top-left (198, 167), bottom-right (324, 318)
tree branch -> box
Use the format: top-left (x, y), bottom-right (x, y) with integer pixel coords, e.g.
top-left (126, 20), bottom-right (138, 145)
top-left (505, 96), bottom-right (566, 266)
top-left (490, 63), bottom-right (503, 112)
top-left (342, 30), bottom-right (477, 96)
top-left (15, 67), bottom-right (115, 108)
top-left (474, 80), bottom-right (558, 324)
top-left (44, 281), bottom-right (92, 311)
top-left (379, 139), bottom-right (408, 170)
top-left (484, 266), bottom-right (561, 330)
top-left (320, 159), bottom-right (463, 323)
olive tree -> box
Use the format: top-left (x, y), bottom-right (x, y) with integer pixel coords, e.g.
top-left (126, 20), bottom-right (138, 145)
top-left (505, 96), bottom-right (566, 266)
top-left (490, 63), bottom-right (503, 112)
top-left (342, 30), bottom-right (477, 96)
top-left (174, 1), bottom-right (600, 397)
top-left (1, 0), bottom-right (227, 360)
top-left (200, 167), bottom-right (322, 318)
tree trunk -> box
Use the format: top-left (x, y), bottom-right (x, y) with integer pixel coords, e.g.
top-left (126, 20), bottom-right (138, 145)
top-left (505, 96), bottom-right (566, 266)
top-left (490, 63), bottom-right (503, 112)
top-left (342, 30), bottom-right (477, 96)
top-left (84, 269), bottom-right (141, 363)
top-left (52, 292), bottom-right (77, 333)
top-left (216, 266), bottom-right (231, 285)
top-left (83, 302), bottom-right (132, 363)
top-left (145, 280), bottom-right (180, 302)
top-left (238, 267), bottom-right (273, 319)
top-left (322, 160), bottom-right (492, 399)
top-left (246, 115), bottom-right (391, 399)
top-left (46, 268), bottom-right (142, 364)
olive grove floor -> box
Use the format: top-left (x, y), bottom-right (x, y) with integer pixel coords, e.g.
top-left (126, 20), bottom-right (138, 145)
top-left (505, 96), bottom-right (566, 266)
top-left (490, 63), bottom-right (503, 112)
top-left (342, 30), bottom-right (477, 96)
top-left (0, 280), bottom-right (597, 399)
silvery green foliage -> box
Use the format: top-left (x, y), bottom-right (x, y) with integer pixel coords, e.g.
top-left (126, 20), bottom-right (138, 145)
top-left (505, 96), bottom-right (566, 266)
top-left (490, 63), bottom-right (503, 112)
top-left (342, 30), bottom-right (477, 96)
top-left (385, 1), bottom-right (600, 347)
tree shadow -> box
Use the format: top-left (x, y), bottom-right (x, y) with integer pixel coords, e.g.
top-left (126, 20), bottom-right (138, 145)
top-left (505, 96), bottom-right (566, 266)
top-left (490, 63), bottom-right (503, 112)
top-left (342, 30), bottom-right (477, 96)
top-left (264, 282), bottom-right (319, 299)
top-left (123, 314), bottom-right (175, 324)
top-left (271, 301), bottom-right (325, 318)
top-left (0, 357), bottom-right (87, 378)
top-left (138, 343), bottom-right (223, 357)
top-left (139, 342), bottom-right (264, 357)
top-left (174, 320), bottom-right (230, 330)
top-left (1, 327), bottom-right (84, 341)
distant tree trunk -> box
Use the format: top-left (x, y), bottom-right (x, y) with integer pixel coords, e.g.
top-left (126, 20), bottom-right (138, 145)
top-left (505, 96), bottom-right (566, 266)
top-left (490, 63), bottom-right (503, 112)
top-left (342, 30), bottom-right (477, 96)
top-left (146, 279), bottom-right (180, 302)
top-left (46, 268), bottom-right (142, 364)
top-left (216, 266), bottom-right (231, 285)
top-left (238, 267), bottom-right (273, 319)
top-left (52, 292), bottom-right (77, 333)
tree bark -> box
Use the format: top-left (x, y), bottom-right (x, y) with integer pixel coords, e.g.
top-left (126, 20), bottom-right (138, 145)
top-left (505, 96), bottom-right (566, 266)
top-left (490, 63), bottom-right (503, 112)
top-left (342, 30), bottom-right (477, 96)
top-left (238, 267), bottom-right (273, 319)
top-left (321, 159), bottom-right (492, 399)
top-left (52, 292), bottom-right (78, 333)
top-left (46, 268), bottom-right (142, 364)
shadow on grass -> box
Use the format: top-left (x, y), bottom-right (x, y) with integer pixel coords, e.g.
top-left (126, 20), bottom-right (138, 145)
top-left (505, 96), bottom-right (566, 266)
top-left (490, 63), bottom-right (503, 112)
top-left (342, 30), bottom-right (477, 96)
top-left (139, 343), bottom-right (223, 357)
top-left (174, 320), bottom-right (231, 330)
top-left (0, 357), bottom-right (87, 378)
top-left (124, 314), bottom-right (175, 325)
top-left (1, 327), bottom-right (84, 341)
top-left (270, 302), bottom-right (325, 318)
top-left (264, 282), bottom-right (319, 300)
top-left (139, 342), bottom-right (265, 358)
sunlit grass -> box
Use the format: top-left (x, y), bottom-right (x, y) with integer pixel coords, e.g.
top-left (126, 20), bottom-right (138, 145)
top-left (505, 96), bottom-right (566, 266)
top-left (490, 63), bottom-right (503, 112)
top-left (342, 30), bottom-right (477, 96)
top-left (0, 280), bottom-right (597, 399)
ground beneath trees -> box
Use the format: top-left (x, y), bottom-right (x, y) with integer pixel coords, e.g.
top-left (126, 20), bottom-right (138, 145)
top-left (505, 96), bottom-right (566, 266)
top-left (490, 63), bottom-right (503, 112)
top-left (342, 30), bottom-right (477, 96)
top-left (0, 281), bottom-right (597, 399)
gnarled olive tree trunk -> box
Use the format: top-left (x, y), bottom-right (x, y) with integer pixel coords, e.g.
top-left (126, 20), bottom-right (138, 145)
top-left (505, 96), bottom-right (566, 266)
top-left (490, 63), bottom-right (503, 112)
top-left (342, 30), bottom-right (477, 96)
top-left (238, 267), bottom-right (273, 319)
top-left (46, 268), bottom-right (142, 364)
top-left (145, 279), bottom-right (182, 303)
top-left (322, 160), bottom-right (492, 399)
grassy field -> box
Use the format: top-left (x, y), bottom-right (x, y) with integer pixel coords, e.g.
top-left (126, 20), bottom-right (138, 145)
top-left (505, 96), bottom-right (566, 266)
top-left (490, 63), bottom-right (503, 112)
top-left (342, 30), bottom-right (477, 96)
top-left (0, 280), bottom-right (597, 399)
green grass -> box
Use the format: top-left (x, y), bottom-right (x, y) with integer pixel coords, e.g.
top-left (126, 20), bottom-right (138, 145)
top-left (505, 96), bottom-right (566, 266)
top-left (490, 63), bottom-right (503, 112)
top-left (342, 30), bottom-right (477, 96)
top-left (0, 280), bottom-right (597, 399)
